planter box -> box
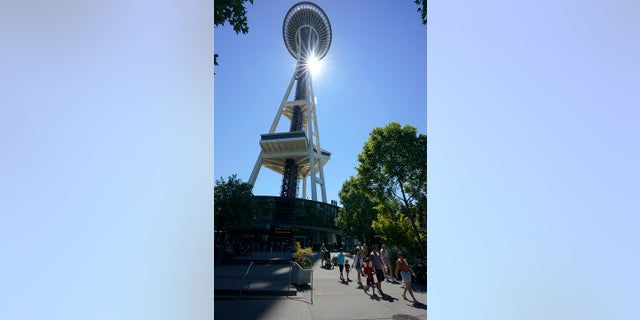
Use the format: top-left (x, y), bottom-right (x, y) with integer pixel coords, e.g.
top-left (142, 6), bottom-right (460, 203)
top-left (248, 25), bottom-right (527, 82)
top-left (291, 263), bottom-right (313, 285)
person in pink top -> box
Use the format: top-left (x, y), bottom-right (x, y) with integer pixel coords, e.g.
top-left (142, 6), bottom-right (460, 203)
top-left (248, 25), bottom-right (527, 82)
top-left (395, 252), bottom-right (417, 302)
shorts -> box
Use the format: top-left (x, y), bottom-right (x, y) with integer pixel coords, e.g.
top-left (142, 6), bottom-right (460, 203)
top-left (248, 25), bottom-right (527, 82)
top-left (375, 269), bottom-right (385, 282)
top-left (401, 271), bottom-right (412, 285)
top-left (366, 278), bottom-right (375, 286)
top-left (338, 264), bottom-right (344, 272)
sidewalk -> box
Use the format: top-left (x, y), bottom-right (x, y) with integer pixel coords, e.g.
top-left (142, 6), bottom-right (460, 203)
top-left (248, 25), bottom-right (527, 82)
top-left (214, 250), bottom-right (427, 320)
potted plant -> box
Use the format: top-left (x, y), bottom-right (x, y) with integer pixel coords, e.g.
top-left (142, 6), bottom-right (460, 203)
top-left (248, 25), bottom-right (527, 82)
top-left (291, 242), bottom-right (313, 285)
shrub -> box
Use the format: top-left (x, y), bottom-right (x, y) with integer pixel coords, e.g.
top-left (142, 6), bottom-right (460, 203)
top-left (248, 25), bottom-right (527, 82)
top-left (292, 242), bottom-right (313, 268)
top-left (409, 256), bottom-right (427, 285)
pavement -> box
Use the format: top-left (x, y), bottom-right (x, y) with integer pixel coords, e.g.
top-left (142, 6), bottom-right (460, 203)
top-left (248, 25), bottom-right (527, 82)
top-left (215, 250), bottom-right (427, 320)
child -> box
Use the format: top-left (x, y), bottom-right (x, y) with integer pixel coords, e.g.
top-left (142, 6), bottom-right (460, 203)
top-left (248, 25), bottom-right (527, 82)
top-left (345, 259), bottom-right (351, 282)
top-left (363, 259), bottom-right (376, 295)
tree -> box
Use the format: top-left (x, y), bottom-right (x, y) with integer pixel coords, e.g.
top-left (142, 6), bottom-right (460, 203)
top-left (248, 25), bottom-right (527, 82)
top-left (214, 174), bottom-right (257, 235)
top-left (414, 0), bottom-right (427, 25)
top-left (214, 0), bottom-right (254, 67)
top-left (371, 199), bottom-right (417, 251)
top-left (335, 176), bottom-right (377, 244)
top-left (356, 122), bottom-right (427, 257)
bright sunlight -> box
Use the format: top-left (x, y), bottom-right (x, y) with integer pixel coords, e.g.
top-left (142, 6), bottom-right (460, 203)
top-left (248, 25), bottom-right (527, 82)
top-left (305, 54), bottom-right (323, 77)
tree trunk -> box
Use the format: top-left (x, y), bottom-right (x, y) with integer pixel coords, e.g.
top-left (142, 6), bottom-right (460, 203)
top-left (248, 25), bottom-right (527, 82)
top-left (399, 185), bottom-right (426, 257)
top-left (403, 206), bottom-right (426, 257)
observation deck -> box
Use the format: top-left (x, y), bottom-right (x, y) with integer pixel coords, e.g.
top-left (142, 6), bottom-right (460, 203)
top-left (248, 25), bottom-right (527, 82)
top-left (259, 131), bottom-right (331, 179)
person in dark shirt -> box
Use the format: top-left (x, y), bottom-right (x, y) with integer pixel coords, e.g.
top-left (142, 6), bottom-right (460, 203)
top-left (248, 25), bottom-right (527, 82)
top-left (369, 244), bottom-right (385, 294)
top-left (345, 259), bottom-right (351, 282)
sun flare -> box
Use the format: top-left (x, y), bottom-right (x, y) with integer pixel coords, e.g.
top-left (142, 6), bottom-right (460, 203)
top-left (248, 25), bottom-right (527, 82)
top-left (305, 55), bottom-right (322, 76)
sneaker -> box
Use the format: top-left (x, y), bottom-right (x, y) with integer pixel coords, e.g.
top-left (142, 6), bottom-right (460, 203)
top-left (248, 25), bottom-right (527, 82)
top-left (379, 289), bottom-right (384, 295)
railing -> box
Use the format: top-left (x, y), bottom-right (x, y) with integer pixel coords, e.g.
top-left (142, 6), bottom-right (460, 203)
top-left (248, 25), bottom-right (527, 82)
top-left (236, 261), bottom-right (254, 307)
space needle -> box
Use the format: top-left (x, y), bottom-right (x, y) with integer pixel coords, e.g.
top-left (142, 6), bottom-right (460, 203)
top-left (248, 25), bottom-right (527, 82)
top-left (248, 2), bottom-right (332, 203)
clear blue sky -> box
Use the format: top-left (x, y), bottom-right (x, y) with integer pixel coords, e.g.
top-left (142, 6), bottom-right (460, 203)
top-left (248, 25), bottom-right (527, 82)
top-left (1, 1), bottom-right (213, 319)
top-left (214, 0), bottom-right (427, 202)
top-left (2, 1), bottom-right (640, 320)
top-left (429, 1), bottom-right (640, 319)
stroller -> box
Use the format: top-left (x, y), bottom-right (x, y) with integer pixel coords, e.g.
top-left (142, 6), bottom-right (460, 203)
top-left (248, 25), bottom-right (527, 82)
top-left (322, 250), bottom-right (334, 269)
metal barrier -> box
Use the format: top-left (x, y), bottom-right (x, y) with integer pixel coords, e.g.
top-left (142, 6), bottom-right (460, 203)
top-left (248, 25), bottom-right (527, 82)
top-left (236, 261), bottom-right (254, 307)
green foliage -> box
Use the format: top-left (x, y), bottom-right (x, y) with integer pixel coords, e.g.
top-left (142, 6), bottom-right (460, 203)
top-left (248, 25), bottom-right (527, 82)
top-left (336, 176), bottom-right (377, 243)
top-left (357, 123), bottom-right (426, 200)
top-left (408, 256), bottom-right (427, 285)
top-left (214, 174), bottom-right (257, 232)
top-left (414, 0), bottom-right (427, 25)
top-left (292, 242), bottom-right (313, 267)
top-left (354, 122), bottom-right (427, 257)
top-left (214, 0), bottom-right (254, 68)
top-left (214, 0), bottom-right (253, 33)
top-left (371, 202), bottom-right (416, 251)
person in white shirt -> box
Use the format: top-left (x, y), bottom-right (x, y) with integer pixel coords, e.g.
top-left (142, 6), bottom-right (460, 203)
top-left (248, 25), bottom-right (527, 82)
top-left (353, 248), bottom-right (364, 287)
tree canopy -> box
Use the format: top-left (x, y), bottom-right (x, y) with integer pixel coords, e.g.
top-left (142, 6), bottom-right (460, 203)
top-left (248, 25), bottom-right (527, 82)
top-left (371, 198), bottom-right (416, 250)
top-left (214, 174), bottom-right (257, 232)
top-left (357, 122), bottom-right (427, 256)
top-left (338, 122), bottom-right (427, 257)
top-left (214, 0), bottom-right (254, 67)
top-left (335, 176), bottom-right (377, 244)
top-left (414, 0), bottom-right (427, 25)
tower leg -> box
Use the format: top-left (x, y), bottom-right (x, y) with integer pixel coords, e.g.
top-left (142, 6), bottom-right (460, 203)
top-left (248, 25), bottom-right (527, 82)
top-left (302, 178), bottom-right (307, 199)
top-left (248, 63), bottom-right (299, 191)
top-left (319, 161), bottom-right (327, 203)
top-left (248, 152), bottom-right (263, 187)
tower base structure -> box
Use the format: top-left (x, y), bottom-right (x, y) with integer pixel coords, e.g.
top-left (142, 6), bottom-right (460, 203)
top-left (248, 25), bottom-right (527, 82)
top-left (214, 196), bottom-right (342, 251)
top-left (248, 60), bottom-right (330, 203)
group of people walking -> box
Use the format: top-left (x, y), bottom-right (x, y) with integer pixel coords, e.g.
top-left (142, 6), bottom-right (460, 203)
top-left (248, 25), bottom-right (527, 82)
top-left (327, 242), bottom-right (418, 303)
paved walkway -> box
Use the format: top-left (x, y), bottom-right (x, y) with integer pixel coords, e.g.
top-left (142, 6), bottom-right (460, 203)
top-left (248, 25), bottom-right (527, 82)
top-left (215, 250), bottom-right (427, 320)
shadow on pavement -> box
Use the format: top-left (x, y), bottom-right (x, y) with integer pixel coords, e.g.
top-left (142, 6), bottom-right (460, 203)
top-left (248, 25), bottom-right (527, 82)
top-left (410, 301), bottom-right (427, 310)
top-left (380, 293), bottom-right (399, 302)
